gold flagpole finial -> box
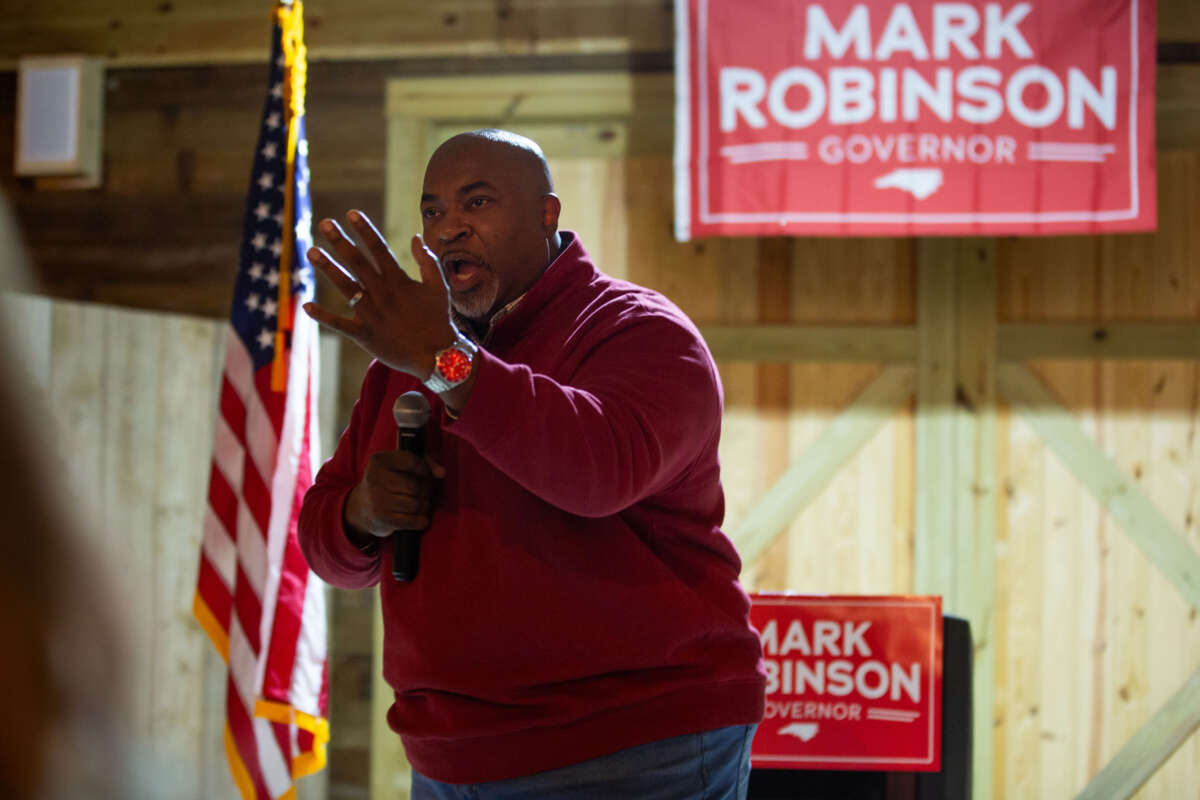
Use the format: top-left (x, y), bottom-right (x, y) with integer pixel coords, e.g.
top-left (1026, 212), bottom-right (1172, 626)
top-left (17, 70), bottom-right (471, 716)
top-left (271, 0), bottom-right (306, 392)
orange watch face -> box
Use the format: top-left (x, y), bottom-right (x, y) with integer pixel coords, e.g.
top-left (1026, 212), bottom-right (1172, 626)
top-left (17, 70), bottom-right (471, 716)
top-left (436, 347), bottom-right (472, 383)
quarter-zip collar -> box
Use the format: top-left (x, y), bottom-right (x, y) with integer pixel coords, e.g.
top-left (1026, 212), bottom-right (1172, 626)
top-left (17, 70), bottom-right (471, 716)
top-left (452, 231), bottom-right (590, 348)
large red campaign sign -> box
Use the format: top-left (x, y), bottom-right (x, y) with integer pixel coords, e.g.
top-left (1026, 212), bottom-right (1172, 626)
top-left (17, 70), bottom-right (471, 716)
top-left (749, 595), bottom-right (943, 771)
top-left (674, 1), bottom-right (1156, 238)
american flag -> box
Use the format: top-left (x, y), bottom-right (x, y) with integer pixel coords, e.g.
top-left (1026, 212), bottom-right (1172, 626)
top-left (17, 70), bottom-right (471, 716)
top-left (193, 3), bottom-right (329, 798)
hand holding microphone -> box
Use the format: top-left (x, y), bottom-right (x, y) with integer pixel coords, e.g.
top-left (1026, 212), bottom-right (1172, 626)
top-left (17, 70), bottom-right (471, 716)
top-left (342, 391), bottom-right (440, 581)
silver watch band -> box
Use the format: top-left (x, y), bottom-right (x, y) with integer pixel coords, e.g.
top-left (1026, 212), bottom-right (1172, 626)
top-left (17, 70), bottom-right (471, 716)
top-left (422, 332), bottom-right (478, 393)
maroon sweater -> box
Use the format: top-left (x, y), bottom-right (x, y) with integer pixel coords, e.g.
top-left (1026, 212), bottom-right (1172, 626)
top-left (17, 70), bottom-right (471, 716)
top-left (298, 233), bottom-right (765, 783)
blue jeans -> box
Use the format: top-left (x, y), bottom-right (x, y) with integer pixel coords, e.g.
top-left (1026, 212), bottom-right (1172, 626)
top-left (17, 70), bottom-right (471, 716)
top-left (411, 724), bottom-right (757, 800)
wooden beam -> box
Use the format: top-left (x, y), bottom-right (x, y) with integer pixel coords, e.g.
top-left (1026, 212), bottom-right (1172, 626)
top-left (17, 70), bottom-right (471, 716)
top-left (914, 242), bottom-right (957, 600)
top-left (0, 0), bottom-right (677, 68)
top-left (1076, 664), bottom-right (1200, 800)
top-left (998, 364), bottom-right (1200, 611)
top-left (998, 323), bottom-right (1200, 361)
top-left (688, 320), bottom-right (1200, 365)
top-left (731, 365), bottom-right (915, 570)
top-left (370, 595), bottom-right (411, 799)
top-left (1158, 64), bottom-right (1200, 150)
top-left (1, 2), bottom-right (1198, 68)
top-left (954, 241), bottom-right (998, 800)
top-left (700, 324), bottom-right (916, 363)
top-left (384, 115), bottom-right (436, 280)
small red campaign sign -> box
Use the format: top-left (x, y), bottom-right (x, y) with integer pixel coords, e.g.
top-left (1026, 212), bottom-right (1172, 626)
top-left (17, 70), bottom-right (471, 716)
top-left (749, 594), bottom-right (943, 771)
top-left (674, 0), bottom-right (1156, 238)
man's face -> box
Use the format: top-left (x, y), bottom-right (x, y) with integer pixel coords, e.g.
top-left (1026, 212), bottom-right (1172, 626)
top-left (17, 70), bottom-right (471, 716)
top-left (419, 139), bottom-right (554, 321)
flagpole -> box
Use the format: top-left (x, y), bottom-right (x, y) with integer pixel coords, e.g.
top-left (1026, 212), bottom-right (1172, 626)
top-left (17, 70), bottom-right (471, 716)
top-left (271, 0), bottom-right (306, 391)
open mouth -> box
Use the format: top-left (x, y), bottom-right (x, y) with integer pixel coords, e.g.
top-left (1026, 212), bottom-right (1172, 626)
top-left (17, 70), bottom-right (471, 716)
top-left (442, 252), bottom-right (485, 292)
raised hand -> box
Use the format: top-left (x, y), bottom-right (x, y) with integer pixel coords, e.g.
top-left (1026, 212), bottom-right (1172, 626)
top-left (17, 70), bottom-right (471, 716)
top-left (302, 210), bottom-right (457, 379)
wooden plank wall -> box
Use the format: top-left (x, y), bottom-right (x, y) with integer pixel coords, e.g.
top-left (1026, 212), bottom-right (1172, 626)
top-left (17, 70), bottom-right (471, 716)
top-left (0, 0), bottom-right (676, 67)
top-left (0, 292), bottom-right (346, 799)
top-left (0, 59), bottom-right (388, 317)
top-left (994, 151), bottom-right (1200, 799)
top-left (0, 291), bottom-right (342, 799)
top-left (0, 293), bottom-right (240, 797)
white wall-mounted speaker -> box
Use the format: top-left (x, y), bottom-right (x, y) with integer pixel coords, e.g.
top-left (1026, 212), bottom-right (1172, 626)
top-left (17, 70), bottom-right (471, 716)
top-left (15, 56), bottom-right (105, 189)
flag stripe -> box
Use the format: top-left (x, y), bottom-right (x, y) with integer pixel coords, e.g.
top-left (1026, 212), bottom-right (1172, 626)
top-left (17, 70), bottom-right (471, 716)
top-left (194, 593), bottom-right (231, 664)
top-left (263, 543), bottom-right (306, 706)
top-left (257, 323), bottom-right (311, 700)
top-left (207, 461), bottom-right (240, 539)
top-left (226, 678), bottom-right (272, 800)
top-left (256, 716), bottom-right (295, 796)
top-left (262, 382), bottom-right (314, 703)
top-left (234, 564), bottom-right (266, 654)
top-left (212, 416), bottom-right (246, 499)
top-left (221, 376), bottom-right (248, 441)
top-left (236, 500), bottom-right (268, 602)
top-left (225, 723), bottom-right (263, 800)
top-left (289, 561), bottom-right (328, 715)
top-left (222, 326), bottom-right (256, 404)
top-left (242, 453), bottom-right (274, 538)
top-left (197, 557), bottom-right (233, 632)
top-left (202, 505), bottom-right (238, 589)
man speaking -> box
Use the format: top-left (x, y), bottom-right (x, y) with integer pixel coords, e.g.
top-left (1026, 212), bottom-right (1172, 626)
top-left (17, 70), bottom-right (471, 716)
top-left (298, 129), bottom-right (765, 798)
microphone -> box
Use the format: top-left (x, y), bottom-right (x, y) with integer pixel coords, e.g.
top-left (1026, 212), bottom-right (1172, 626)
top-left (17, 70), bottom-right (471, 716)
top-left (391, 391), bottom-right (432, 582)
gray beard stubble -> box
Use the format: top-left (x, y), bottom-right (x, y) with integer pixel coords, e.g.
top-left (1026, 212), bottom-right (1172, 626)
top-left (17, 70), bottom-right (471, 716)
top-left (450, 276), bottom-right (500, 321)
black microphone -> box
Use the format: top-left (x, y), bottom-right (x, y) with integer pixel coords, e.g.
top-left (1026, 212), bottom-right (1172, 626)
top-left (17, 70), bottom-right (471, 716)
top-left (391, 391), bottom-right (431, 582)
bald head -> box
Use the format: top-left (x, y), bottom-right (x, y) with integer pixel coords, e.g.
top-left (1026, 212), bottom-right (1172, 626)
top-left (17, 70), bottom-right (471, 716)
top-left (432, 129), bottom-right (554, 196)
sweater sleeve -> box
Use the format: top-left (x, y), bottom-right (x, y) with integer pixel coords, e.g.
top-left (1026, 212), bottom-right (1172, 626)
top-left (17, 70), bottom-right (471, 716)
top-left (298, 365), bottom-right (384, 590)
top-left (447, 309), bottom-right (722, 517)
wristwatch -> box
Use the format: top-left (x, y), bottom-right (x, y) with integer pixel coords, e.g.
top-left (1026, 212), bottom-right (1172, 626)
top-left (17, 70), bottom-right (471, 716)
top-left (423, 330), bottom-right (478, 393)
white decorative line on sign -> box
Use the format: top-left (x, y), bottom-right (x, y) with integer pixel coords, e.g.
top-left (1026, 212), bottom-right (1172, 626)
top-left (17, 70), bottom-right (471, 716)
top-left (719, 141), bottom-right (810, 164)
top-left (866, 708), bottom-right (921, 723)
top-left (1027, 142), bottom-right (1117, 162)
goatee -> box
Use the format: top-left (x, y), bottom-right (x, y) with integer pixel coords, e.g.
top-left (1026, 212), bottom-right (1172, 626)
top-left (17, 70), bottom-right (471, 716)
top-left (450, 279), bottom-right (500, 321)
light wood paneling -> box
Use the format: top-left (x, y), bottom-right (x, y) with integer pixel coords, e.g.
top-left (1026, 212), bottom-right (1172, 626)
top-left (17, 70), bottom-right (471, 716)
top-left (998, 360), bottom-right (1200, 799)
top-left (777, 366), bottom-right (913, 596)
top-left (999, 323), bottom-right (1200, 361)
top-left (955, 246), bottom-right (998, 800)
top-left (700, 324), bottom-right (916, 363)
top-left (3, 293), bottom-right (243, 797)
top-left (730, 366), bottom-right (915, 570)
top-left (915, 243), bottom-right (956, 601)
top-left (997, 151), bottom-right (1200, 327)
top-left (993, 153), bottom-right (1200, 799)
